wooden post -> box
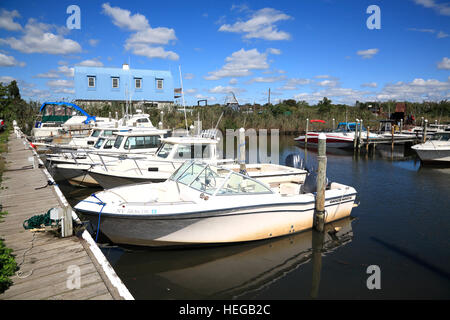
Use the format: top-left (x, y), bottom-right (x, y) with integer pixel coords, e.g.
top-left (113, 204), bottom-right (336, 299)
top-left (305, 118), bottom-right (309, 148)
top-left (391, 125), bottom-right (395, 151)
top-left (332, 118), bottom-right (335, 131)
top-left (358, 120), bottom-right (363, 149)
top-left (61, 207), bottom-right (73, 238)
top-left (314, 133), bottom-right (327, 233)
top-left (353, 120), bottom-right (359, 150)
top-left (366, 126), bottom-right (370, 152)
top-left (423, 120), bottom-right (428, 143)
top-left (400, 119), bottom-right (403, 133)
top-left (239, 127), bottom-right (247, 174)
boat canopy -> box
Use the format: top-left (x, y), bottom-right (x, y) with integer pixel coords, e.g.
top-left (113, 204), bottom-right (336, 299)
top-left (310, 119), bottom-right (326, 124)
top-left (336, 122), bottom-right (366, 132)
top-left (39, 102), bottom-right (96, 124)
top-left (169, 161), bottom-right (273, 196)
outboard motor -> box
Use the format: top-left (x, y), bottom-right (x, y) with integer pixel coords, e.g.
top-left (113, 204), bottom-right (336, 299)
top-left (300, 165), bottom-right (330, 194)
top-left (285, 153), bottom-right (304, 169)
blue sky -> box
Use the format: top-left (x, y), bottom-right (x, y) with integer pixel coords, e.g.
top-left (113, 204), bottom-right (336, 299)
top-left (0, 0), bottom-right (449, 105)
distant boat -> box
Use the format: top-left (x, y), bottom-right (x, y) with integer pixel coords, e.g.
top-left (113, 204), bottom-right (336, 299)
top-left (411, 132), bottom-right (450, 164)
top-left (74, 160), bottom-right (357, 247)
top-left (295, 122), bottom-right (379, 149)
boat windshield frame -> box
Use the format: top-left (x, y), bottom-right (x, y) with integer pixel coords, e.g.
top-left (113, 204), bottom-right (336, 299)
top-left (169, 160), bottom-right (274, 196)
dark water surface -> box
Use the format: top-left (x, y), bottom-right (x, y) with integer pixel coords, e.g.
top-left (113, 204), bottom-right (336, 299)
top-left (58, 135), bottom-right (450, 299)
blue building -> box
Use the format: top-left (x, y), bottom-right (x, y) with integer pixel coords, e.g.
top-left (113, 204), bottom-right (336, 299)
top-left (74, 64), bottom-right (175, 108)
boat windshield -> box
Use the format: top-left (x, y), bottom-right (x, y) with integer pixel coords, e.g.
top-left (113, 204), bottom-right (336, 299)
top-left (170, 161), bottom-right (273, 196)
top-left (431, 132), bottom-right (450, 141)
top-left (94, 138), bottom-right (105, 149)
top-left (156, 143), bottom-right (174, 159)
top-left (91, 129), bottom-right (101, 137)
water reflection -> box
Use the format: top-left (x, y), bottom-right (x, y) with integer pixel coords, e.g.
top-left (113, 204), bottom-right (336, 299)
top-left (104, 217), bottom-right (354, 300)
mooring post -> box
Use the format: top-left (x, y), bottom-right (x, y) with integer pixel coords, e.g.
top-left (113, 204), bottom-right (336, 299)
top-left (366, 126), bottom-right (370, 152)
top-left (353, 119), bottom-right (359, 150)
top-left (160, 111), bottom-right (164, 128)
top-left (239, 127), bottom-right (247, 174)
top-left (61, 207), bottom-right (73, 238)
top-left (305, 118), bottom-right (309, 148)
top-left (400, 119), bottom-right (403, 133)
top-left (314, 133), bottom-right (327, 232)
top-left (391, 125), bottom-right (395, 151)
top-left (358, 120), bottom-right (363, 149)
top-left (423, 119), bottom-right (428, 143)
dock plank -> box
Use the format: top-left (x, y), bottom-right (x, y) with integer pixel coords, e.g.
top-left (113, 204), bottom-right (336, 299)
top-left (0, 132), bottom-right (129, 300)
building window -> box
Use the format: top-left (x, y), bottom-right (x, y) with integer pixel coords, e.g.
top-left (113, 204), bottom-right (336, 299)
top-left (135, 78), bottom-right (142, 89)
top-left (88, 76), bottom-right (96, 88)
top-left (112, 77), bottom-right (119, 88)
top-left (156, 78), bottom-right (164, 90)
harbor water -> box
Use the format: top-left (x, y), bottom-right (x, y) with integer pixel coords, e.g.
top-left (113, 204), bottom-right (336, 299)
top-left (56, 135), bottom-right (450, 299)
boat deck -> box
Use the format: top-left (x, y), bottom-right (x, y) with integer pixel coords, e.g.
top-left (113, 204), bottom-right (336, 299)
top-left (0, 131), bottom-right (132, 300)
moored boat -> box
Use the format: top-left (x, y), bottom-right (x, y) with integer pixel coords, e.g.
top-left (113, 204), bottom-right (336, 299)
top-left (74, 160), bottom-right (357, 247)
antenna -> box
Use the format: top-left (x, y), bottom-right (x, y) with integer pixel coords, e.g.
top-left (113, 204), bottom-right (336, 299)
top-left (179, 65), bottom-right (188, 133)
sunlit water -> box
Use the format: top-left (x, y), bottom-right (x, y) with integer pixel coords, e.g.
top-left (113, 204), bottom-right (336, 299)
top-left (55, 135), bottom-right (450, 299)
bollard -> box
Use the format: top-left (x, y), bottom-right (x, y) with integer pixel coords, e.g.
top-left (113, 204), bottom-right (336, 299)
top-left (314, 133), bottom-right (327, 232)
top-left (239, 127), bottom-right (247, 174)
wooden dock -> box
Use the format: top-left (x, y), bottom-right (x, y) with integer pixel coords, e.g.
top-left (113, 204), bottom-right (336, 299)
top-left (0, 129), bottom-right (133, 300)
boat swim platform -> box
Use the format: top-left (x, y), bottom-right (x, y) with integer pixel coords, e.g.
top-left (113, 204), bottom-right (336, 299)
top-left (0, 129), bottom-right (133, 300)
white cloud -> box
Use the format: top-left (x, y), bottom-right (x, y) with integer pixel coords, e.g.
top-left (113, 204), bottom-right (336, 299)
top-left (57, 65), bottom-right (74, 77)
top-left (47, 79), bottom-right (74, 88)
top-left (208, 85), bottom-right (246, 94)
top-left (219, 8), bottom-right (292, 41)
top-left (0, 76), bottom-right (15, 84)
top-left (317, 79), bottom-right (339, 87)
top-left (413, 0), bottom-right (450, 16)
top-left (101, 3), bottom-right (149, 31)
top-left (356, 48), bottom-right (379, 59)
top-left (278, 78), bottom-right (311, 90)
top-left (376, 77), bottom-right (450, 101)
top-left (125, 43), bottom-right (179, 60)
top-left (437, 57), bottom-right (450, 69)
top-left (0, 18), bottom-right (81, 54)
top-left (408, 28), bottom-right (449, 38)
top-left (0, 53), bottom-right (25, 67)
top-left (76, 59), bottom-right (104, 67)
top-left (195, 94), bottom-right (216, 101)
top-left (34, 71), bottom-right (59, 79)
top-left (229, 78), bottom-right (238, 85)
top-left (205, 48), bottom-right (270, 80)
top-left (361, 82), bottom-right (378, 88)
top-left (102, 3), bottom-right (178, 61)
top-left (437, 31), bottom-right (449, 38)
top-left (0, 9), bottom-right (22, 31)
top-left (184, 73), bottom-right (195, 80)
top-left (88, 39), bottom-right (99, 46)
top-left (267, 48), bottom-right (281, 55)
top-left (247, 75), bottom-right (286, 83)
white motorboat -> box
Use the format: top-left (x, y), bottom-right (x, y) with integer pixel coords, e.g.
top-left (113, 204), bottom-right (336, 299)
top-left (74, 160), bottom-right (357, 247)
top-left (49, 128), bottom-right (167, 186)
top-left (411, 132), bottom-right (450, 164)
top-left (85, 135), bottom-right (234, 189)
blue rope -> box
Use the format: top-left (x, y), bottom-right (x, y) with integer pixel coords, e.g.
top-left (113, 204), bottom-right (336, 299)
top-left (88, 193), bottom-right (106, 243)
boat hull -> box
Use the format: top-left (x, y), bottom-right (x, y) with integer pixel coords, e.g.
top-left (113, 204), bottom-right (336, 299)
top-left (413, 148), bottom-right (450, 164)
top-left (76, 192), bottom-right (356, 247)
top-left (295, 135), bottom-right (354, 149)
top-left (88, 170), bottom-right (166, 189)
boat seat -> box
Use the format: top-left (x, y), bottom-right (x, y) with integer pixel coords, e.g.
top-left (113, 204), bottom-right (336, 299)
top-left (279, 182), bottom-right (301, 195)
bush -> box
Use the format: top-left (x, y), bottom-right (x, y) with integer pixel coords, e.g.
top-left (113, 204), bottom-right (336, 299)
top-left (0, 237), bottom-right (17, 293)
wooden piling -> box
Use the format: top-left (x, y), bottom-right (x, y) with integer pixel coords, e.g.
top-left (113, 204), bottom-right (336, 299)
top-left (366, 126), bottom-right (370, 152)
top-left (391, 126), bottom-right (395, 151)
top-left (358, 120), bottom-right (363, 149)
top-left (423, 119), bottom-right (428, 143)
top-left (314, 133), bottom-right (327, 233)
top-left (305, 118), bottom-right (309, 148)
top-left (239, 127), bottom-right (247, 174)
top-left (353, 120), bottom-right (359, 150)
